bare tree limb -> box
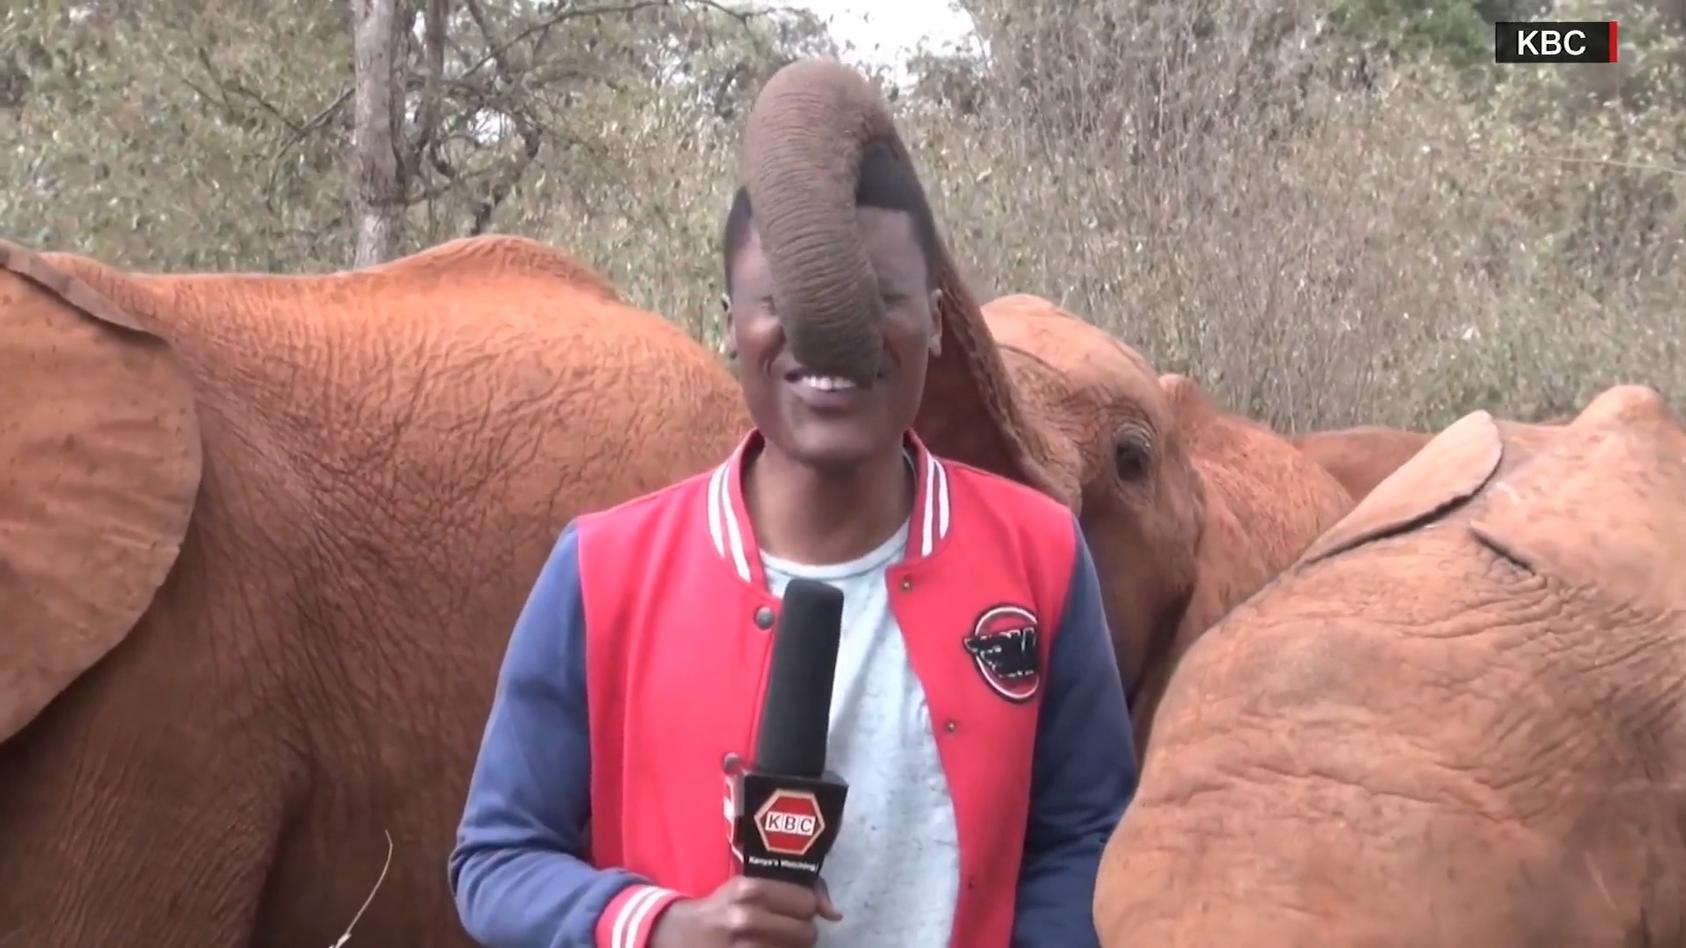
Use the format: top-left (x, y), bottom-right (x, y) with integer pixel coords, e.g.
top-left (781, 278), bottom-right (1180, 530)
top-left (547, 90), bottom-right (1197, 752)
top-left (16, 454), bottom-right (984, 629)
top-left (457, 0), bottom-right (546, 234)
top-left (407, 0), bottom-right (451, 232)
top-left (459, 0), bottom-right (670, 80)
top-left (470, 129), bottom-right (544, 234)
top-left (332, 0), bottom-right (796, 243)
top-left (192, 44), bottom-right (304, 134)
top-left (265, 87), bottom-right (354, 213)
top-left (408, 1), bottom-right (450, 160)
top-left (350, 0), bottom-right (405, 265)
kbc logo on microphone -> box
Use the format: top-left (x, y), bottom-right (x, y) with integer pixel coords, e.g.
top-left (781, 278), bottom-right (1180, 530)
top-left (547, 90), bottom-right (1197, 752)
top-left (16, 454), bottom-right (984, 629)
top-left (755, 789), bottom-right (826, 856)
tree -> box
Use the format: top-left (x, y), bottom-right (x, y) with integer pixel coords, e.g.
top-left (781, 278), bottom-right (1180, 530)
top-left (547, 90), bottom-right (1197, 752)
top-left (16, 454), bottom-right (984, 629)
top-left (0, 0), bottom-right (832, 274)
top-left (350, 0), bottom-right (406, 265)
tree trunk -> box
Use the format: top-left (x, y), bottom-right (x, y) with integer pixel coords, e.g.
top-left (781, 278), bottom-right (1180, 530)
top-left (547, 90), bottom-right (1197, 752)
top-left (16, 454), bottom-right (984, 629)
top-left (350, 0), bottom-right (404, 267)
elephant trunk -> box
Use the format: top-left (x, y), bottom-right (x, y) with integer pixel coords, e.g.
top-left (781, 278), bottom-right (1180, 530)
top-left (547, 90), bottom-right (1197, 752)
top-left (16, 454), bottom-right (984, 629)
top-left (741, 60), bottom-right (903, 387)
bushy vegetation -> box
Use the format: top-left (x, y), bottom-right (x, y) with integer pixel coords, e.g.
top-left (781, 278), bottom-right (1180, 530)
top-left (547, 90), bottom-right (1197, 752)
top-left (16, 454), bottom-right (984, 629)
top-left (4, 0), bottom-right (1681, 431)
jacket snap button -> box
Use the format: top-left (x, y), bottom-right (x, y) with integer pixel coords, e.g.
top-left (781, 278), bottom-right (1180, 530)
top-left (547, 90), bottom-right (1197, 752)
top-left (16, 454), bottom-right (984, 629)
top-left (900, 577), bottom-right (913, 591)
top-left (754, 606), bottom-right (775, 629)
top-left (945, 720), bottom-right (958, 733)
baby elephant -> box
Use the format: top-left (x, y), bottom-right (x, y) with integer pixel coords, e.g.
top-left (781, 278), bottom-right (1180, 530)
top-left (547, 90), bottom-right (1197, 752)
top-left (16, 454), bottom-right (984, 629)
top-left (1097, 384), bottom-right (1686, 947)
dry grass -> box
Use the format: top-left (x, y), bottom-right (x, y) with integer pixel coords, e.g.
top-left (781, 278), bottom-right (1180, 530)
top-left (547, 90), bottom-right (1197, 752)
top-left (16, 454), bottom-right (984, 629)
top-left (525, 2), bottom-right (1684, 433)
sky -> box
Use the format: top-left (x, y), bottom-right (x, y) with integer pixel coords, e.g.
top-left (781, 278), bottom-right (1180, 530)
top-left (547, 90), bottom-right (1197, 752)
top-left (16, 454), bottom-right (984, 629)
top-left (773, 0), bottom-right (982, 75)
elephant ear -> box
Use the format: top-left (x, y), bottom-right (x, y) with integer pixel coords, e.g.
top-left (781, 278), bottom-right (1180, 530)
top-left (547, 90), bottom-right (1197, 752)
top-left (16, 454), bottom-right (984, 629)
top-left (0, 241), bottom-right (202, 743)
top-left (1468, 385), bottom-right (1686, 616)
top-left (1297, 409), bottom-right (1503, 567)
top-left (915, 256), bottom-right (1080, 509)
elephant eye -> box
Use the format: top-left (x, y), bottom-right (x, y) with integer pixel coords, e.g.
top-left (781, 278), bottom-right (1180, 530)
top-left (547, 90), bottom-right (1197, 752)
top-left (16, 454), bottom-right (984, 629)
top-left (1113, 430), bottom-right (1153, 482)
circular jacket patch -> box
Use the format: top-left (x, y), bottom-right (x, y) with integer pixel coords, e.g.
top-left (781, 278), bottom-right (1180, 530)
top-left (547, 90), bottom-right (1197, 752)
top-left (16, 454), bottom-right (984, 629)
top-left (962, 604), bottom-right (1041, 703)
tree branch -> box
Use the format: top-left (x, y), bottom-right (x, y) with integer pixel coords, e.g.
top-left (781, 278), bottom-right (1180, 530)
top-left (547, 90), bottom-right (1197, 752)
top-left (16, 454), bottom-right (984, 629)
top-left (459, 0), bottom-right (668, 80)
top-left (410, 0), bottom-right (449, 166)
top-left (266, 87), bottom-right (354, 212)
top-left (192, 44), bottom-right (304, 134)
top-left (455, 0), bottom-right (547, 234)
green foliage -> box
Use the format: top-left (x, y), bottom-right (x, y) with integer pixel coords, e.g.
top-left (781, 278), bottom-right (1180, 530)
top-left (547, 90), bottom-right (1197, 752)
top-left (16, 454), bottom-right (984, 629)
top-left (2, 0), bottom-right (1681, 429)
top-left (1325, 0), bottom-right (1495, 67)
top-left (0, 0), bottom-right (832, 274)
top-left (1, 1), bottom-right (354, 269)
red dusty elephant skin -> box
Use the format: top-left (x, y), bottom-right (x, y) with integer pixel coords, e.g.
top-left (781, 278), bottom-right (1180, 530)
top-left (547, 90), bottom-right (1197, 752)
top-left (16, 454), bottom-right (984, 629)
top-left (0, 223), bottom-right (1345, 945)
top-left (975, 295), bottom-right (1355, 752)
top-left (0, 225), bottom-right (1349, 943)
top-left (1290, 424), bottom-right (1433, 502)
top-left (1094, 384), bottom-right (1686, 947)
top-left (1292, 414), bottom-right (1572, 504)
top-left (0, 235), bottom-right (748, 947)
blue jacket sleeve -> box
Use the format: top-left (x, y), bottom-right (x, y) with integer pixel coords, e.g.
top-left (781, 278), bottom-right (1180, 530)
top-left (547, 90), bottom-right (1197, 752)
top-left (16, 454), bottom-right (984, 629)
top-left (1011, 517), bottom-right (1139, 947)
top-left (448, 522), bottom-right (651, 947)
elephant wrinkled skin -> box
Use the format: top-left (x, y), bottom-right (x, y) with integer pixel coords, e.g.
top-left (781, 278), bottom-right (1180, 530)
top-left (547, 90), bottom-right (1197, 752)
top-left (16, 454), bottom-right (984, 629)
top-left (0, 235), bottom-right (748, 947)
top-left (1094, 384), bottom-right (1686, 947)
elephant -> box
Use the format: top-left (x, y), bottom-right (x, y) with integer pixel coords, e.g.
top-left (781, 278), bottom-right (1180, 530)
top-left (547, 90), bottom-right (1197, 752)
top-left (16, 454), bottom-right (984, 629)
top-left (1, 60), bottom-right (1356, 945)
top-left (0, 234), bottom-right (751, 946)
top-left (1290, 424), bottom-right (1432, 502)
top-left (1092, 383), bottom-right (1686, 947)
top-left (739, 58), bottom-right (1356, 754)
top-left (1, 226), bottom-right (1344, 944)
top-left (974, 295), bottom-right (1356, 751)
top-left (1293, 415), bottom-right (1574, 503)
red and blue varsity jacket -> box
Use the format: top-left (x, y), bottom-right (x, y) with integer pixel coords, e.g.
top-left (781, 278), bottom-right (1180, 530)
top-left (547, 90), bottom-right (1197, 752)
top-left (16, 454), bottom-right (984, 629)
top-left (448, 430), bottom-right (1138, 948)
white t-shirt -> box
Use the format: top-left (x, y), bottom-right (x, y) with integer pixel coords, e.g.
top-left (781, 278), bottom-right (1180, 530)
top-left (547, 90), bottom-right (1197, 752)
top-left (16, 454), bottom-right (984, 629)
top-left (760, 518), bottom-right (961, 948)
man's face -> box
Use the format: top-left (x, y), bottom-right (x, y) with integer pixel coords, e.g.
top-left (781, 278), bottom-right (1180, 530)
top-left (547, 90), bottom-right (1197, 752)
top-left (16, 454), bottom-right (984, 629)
top-left (726, 207), bottom-right (943, 474)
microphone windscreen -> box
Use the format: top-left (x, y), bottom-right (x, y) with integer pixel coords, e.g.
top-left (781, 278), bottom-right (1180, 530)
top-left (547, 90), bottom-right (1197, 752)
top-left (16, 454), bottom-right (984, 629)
top-left (754, 578), bottom-right (845, 778)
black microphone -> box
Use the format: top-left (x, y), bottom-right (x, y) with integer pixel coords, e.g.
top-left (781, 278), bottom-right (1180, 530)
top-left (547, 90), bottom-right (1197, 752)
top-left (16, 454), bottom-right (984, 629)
top-left (729, 578), bottom-right (849, 887)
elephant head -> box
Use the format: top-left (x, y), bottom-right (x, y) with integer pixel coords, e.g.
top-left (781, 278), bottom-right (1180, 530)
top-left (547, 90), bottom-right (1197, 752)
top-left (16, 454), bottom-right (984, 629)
top-left (981, 299), bottom-right (1353, 751)
top-left (1094, 385), bottom-right (1686, 945)
top-left (740, 62), bottom-right (1352, 750)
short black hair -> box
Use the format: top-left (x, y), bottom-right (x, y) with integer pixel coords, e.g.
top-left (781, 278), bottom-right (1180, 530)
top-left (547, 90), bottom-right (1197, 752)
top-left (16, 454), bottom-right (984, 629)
top-left (722, 142), bottom-right (943, 298)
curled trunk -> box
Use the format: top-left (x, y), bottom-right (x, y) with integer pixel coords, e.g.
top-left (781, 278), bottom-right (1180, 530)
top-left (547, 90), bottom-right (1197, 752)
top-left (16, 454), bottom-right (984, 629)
top-left (741, 60), bottom-right (895, 385)
top-left (740, 60), bottom-right (1069, 503)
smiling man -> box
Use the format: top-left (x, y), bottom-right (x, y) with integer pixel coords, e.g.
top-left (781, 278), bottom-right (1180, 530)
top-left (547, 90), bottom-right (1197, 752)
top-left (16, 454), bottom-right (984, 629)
top-left (448, 132), bottom-right (1135, 948)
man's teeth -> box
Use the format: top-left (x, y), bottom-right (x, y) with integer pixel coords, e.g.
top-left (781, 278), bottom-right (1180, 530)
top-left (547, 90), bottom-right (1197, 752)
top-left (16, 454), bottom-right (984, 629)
top-left (799, 375), bottom-right (857, 392)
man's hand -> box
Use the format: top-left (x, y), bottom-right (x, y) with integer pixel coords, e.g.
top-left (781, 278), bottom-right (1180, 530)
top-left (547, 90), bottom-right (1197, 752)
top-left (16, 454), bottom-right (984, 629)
top-left (649, 876), bottom-right (842, 948)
